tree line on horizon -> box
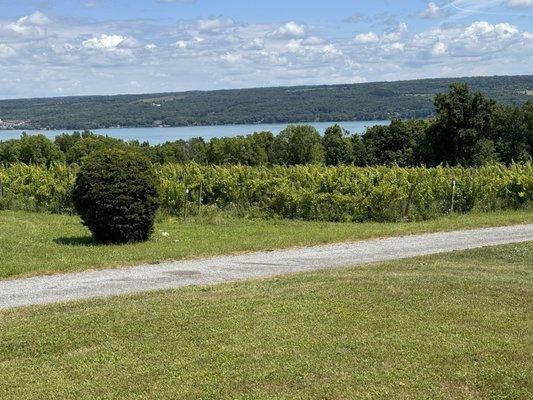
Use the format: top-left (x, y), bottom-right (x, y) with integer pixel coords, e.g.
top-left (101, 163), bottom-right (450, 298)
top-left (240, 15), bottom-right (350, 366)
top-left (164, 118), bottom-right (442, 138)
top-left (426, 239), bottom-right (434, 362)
top-left (0, 75), bottom-right (530, 130)
top-left (0, 84), bottom-right (531, 168)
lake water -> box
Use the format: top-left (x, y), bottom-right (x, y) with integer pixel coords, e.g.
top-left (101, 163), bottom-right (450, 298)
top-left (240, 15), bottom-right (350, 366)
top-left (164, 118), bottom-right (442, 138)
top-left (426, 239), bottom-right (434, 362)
top-left (0, 120), bottom-right (389, 145)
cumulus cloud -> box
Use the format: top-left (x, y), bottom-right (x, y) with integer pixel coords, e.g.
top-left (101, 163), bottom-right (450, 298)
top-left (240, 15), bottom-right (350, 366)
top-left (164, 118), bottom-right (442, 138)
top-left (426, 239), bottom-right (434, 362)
top-left (82, 34), bottom-right (126, 49)
top-left (494, 22), bottom-right (519, 38)
top-left (463, 21), bottom-right (518, 40)
top-left (464, 21), bottom-right (495, 37)
top-left (19, 11), bottom-right (51, 26)
top-left (2, 11), bottom-right (51, 38)
top-left (354, 32), bottom-right (379, 44)
top-left (272, 21), bottom-right (306, 38)
top-left (0, 8), bottom-right (530, 99)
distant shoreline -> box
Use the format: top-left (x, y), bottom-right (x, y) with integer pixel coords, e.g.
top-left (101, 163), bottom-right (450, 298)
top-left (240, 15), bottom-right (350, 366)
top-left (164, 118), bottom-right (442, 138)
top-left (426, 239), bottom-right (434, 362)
top-left (0, 120), bottom-right (391, 145)
top-left (1, 75), bottom-right (528, 133)
top-left (0, 118), bottom-right (395, 132)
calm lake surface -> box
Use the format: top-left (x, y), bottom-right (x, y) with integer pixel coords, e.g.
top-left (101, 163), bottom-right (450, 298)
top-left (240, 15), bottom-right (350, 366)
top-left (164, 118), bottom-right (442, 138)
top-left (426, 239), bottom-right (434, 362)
top-left (0, 120), bottom-right (389, 145)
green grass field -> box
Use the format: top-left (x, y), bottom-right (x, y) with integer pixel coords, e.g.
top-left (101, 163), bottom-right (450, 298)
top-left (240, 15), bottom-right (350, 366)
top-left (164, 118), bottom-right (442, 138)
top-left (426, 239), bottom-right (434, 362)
top-left (1, 243), bottom-right (531, 399)
top-left (0, 209), bottom-right (532, 279)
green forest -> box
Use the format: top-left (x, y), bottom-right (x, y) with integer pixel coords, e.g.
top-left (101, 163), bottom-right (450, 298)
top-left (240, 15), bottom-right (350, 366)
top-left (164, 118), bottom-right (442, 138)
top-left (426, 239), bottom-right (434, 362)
top-left (0, 75), bottom-right (531, 130)
top-left (1, 84), bottom-right (531, 168)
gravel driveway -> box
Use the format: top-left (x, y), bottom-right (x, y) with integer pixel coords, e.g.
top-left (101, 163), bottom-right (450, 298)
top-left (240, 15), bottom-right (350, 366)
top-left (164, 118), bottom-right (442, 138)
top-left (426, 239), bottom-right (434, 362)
top-left (1, 224), bottom-right (532, 309)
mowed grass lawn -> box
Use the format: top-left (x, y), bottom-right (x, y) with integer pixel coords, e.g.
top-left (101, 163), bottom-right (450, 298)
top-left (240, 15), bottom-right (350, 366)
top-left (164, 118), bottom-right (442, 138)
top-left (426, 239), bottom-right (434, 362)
top-left (1, 209), bottom-right (532, 280)
top-left (0, 243), bottom-right (531, 399)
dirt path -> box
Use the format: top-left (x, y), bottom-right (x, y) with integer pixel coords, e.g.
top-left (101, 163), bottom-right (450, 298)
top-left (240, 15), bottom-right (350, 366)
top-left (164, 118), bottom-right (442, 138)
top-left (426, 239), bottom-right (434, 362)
top-left (1, 224), bottom-right (531, 309)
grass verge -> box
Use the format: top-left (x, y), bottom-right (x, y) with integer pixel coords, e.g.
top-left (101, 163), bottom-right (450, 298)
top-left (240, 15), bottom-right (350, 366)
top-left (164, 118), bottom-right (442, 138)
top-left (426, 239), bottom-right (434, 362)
top-left (1, 242), bottom-right (532, 399)
top-left (0, 209), bottom-right (532, 280)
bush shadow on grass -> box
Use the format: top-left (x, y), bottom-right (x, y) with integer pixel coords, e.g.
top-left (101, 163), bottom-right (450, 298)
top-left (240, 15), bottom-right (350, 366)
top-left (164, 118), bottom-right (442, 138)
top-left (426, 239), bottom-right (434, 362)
top-left (53, 236), bottom-right (101, 246)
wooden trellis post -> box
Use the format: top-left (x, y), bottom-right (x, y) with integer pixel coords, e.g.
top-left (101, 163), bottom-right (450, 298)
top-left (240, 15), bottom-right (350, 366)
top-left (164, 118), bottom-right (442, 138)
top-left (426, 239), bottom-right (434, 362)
top-left (450, 178), bottom-right (456, 213)
top-left (184, 188), bottom-right (189, 218)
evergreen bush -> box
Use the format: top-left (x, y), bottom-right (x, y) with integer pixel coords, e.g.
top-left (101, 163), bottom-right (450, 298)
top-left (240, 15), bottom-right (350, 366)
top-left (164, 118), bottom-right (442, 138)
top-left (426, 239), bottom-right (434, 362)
top-left (72, 149), bottom-right (159, 243)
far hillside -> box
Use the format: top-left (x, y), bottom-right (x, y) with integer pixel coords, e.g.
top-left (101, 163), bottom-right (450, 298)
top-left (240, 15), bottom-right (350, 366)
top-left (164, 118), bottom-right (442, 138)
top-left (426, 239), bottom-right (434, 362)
top-left (0, 75), bottom-right (531, 130)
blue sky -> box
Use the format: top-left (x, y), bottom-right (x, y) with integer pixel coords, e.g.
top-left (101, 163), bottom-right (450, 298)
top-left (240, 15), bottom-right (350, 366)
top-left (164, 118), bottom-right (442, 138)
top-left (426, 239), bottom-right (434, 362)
top-left (0, 0), bottom-right (532, 98)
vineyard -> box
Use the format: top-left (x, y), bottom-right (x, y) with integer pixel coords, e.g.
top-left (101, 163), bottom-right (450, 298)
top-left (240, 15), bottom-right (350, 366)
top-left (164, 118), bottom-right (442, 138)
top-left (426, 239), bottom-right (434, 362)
top-left (0, 162), bottom-right (531, 222)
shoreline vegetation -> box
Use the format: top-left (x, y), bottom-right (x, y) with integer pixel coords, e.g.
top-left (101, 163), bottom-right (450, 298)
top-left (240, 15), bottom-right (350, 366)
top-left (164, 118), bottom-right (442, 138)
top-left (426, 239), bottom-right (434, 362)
top-left (2, 119), bottom-right (385, 132)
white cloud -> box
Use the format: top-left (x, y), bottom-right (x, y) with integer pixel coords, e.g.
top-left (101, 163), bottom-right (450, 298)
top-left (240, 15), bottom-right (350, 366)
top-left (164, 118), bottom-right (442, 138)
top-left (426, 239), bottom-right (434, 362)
top-left (3, 11), bottom-right (51, 38)
top-left (197, 18), bottom-right (235, 32)
top-left (303, 36), bottom-right (326, 46)
top-left (286, 39), bottom-right (303, 53)
top-left (354, 32), bottom-right (379, 44)
top-left (0, 44), bottom-right (16, 58)
top-left (0, 9), bottom-right (530, 99)
top-left (507, 0), bottom-right (533, 7)
top-left (221, 52), bottom-right (242, 63)
top-left (463, 21), bottom-right (518, 40)
top-left (19, 11), bottom-right (51, 26)
top-left (243, 38), bottom-right (265, 50)
top-left (495, 22), bottom-right (519, 38)
top-left (120, 37), bottom-right (141, 48)
top-left (382, 42), bottom-right (405, 52)
top-left (430, 41), bottom-right (448, 56)
top-left (175, 40), bottom-right (188, 49)
top-left (382, 22), bottom-right (407, 42)
top-left (322, 44), bottom-right (342, 56)
top-left (272, 21), bottom-right (306, 38)
top-left (420, 2), bottom-right (446, 19)
top-left (464, 21), bottom-right (494, 37)
top-left (82, 34), bottom-right (126, 50)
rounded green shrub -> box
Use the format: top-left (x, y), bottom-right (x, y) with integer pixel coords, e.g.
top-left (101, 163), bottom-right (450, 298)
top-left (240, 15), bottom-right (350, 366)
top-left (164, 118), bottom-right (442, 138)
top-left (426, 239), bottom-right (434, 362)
top-left (73, 148), bottom-right (160, 243)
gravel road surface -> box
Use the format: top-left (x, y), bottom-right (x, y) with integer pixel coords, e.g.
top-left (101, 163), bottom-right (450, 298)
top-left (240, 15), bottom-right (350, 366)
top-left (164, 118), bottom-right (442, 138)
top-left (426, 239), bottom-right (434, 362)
top-left (1, 224), bottom-right (531, 309)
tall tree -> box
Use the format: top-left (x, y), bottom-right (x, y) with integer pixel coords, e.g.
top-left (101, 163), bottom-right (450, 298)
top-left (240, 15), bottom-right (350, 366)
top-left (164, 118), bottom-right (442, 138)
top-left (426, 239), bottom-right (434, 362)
top-left (361, 120), bottom-right (427, 166)
top-left (272, 125), bottom-right (324, 165)
top-left (426, 84), bottom-right (497, 166)
top-left (492, 103), bottom-right (532, 163)
top-left (17, 134), bottom-right (64, 166)
top-left (323, 124), bottom-right (353, 166)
